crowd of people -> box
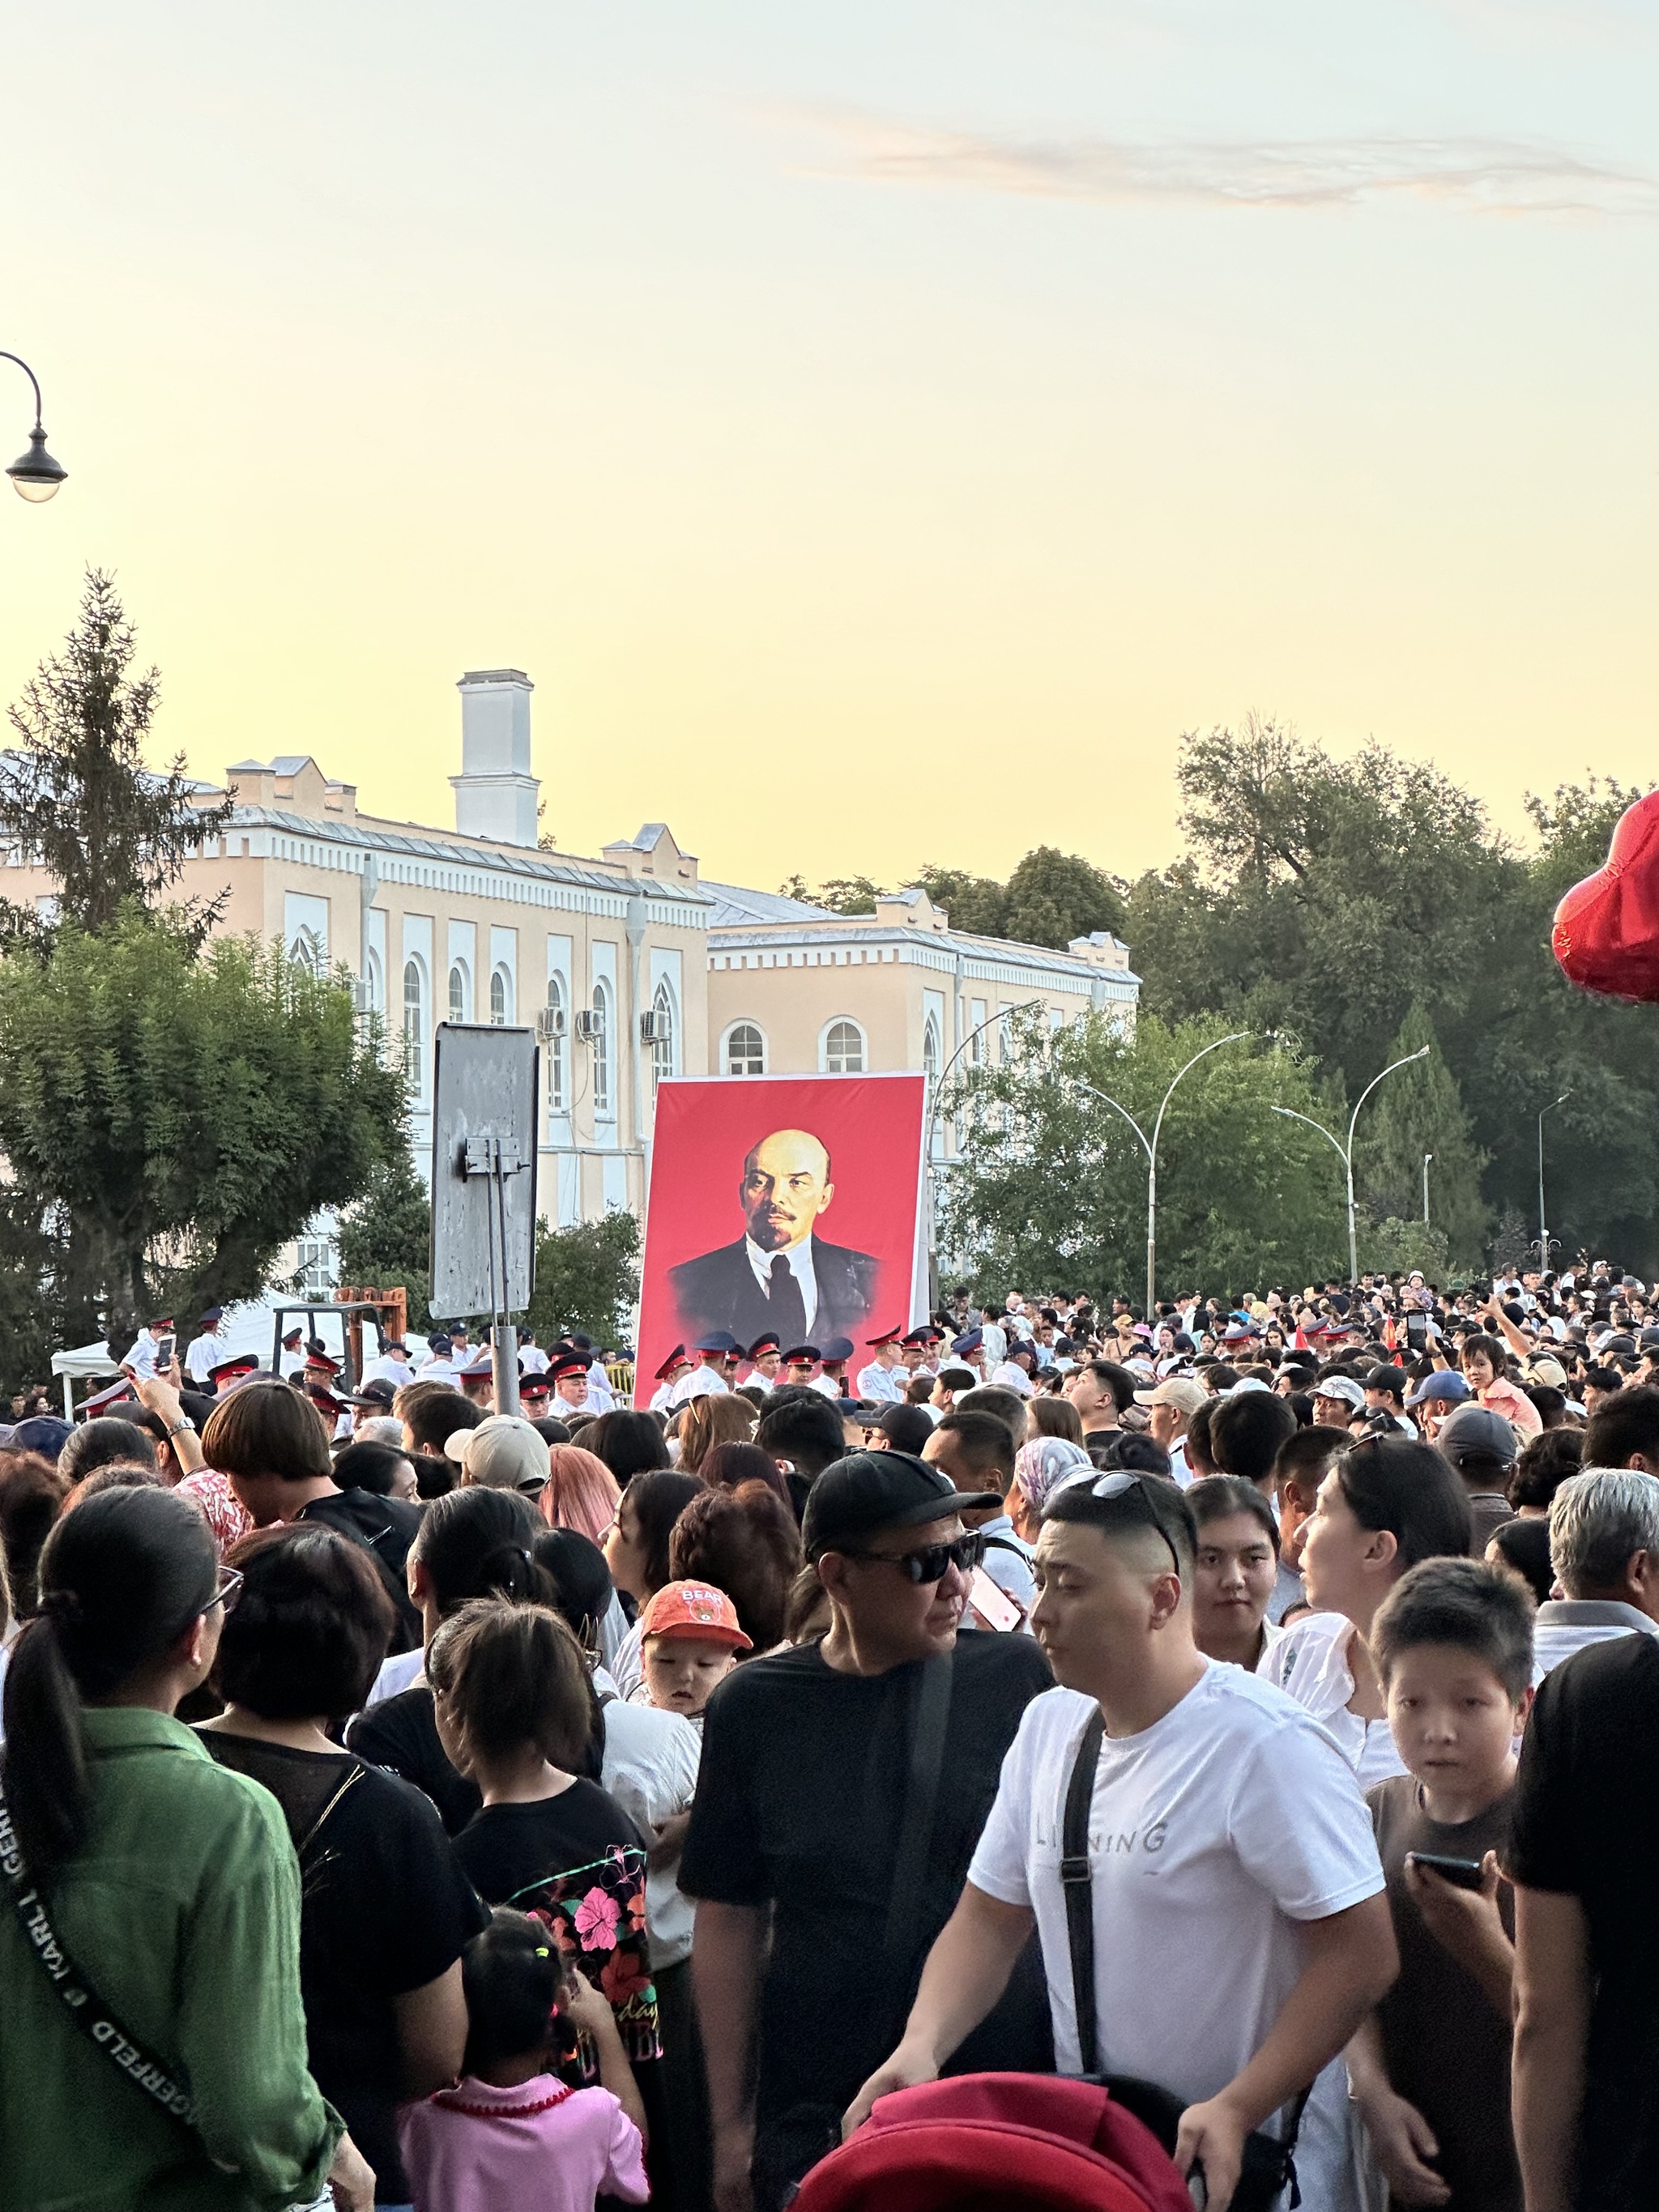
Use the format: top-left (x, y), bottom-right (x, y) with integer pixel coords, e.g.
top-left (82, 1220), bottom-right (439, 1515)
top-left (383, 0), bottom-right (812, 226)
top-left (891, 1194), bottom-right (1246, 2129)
top-left (2, 1257), bottom-right (1658, 2212)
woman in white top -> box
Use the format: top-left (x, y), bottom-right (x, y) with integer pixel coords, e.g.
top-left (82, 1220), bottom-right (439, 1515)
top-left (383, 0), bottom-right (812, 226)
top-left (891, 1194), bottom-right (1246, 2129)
top-left (1186, 1476), bottom-right (1285, 1675)
top-left (1263, 1434), bottom-right (1475, 1788)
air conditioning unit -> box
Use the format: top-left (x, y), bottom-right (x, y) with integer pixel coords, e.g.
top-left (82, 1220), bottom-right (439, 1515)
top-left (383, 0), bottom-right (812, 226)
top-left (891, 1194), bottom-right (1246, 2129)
top-left (574, 1010), bottom-right (604, 1043)
top-left (535, 1008), bottom-right (566, 1042)
top-left (348, 977), bottom-right (373, 1015)
top-left (639, 1012), bottom-right (672, 1044)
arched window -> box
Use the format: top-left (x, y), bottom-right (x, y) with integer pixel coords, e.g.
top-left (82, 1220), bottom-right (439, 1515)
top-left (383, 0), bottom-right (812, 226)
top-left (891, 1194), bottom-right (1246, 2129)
top-left (546, 974), bottom-right (566, 1113)
top-left (591, 980), bottom-right (612, 1115)
top-left (823, 1019), bottom-right (865, 1075)
top-left (725, 1022), bottom-right (766, 1076)
top-left (448, 963), bottom-right (468, 1024)
top-left (650, 980), bottom-right (676, 1093)
top-left (923, 1013), bottom-right (943, 1085)
top-left (290, 925), bottom-right (323, 976)
top-left (365, 950), bottom-right (384, 1014)
top-left (490, 967), bottom-right (511, 1025)
top-left (403, 960), bottom-right (424, 1094)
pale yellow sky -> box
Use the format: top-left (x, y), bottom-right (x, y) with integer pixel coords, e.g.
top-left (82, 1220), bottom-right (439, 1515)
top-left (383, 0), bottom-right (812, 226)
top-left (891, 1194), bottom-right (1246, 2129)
top-left (2, 2), bottom-right (1655, 893)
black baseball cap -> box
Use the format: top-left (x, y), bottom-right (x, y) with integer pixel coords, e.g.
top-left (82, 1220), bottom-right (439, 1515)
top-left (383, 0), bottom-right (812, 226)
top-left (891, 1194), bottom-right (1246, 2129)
top-left (802, 1450), bottom-right (1000, 1561)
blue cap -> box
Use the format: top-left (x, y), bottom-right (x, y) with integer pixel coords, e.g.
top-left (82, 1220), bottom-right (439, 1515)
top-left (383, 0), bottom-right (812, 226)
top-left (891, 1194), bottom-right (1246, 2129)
top-left (428, 1333), bottom-right (453, 1356)
top-left (693, 1329), bottom-right (742, 1355)
top-left (951, 1329), bottom-right (984, 1355)
top-left (1405, 1370), bottom-right (1473, 1410)
top-left (818, 1336), bottom-right (855, 1362)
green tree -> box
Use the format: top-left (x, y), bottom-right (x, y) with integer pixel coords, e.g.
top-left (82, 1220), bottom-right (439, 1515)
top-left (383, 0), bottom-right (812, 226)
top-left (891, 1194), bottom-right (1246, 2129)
top-left (940, 1011), bottom-right (1346, 1306)
top-left (1359, 1218), bottom-right (1452, 1282)
top-left (335, 1150), bottom-right (434, 1332)
top-left (1120, 719), bottom-right (1659, 1271)
top-left (1001, 847), bottom-right (1127, 950)
top-left (525, 1211), bottom-right (641, 1346)
top-left (915, 864), bottom-right (1009, 938)
top-left (0, 906), bottom-right (406, 1362)
top-left (777, 875), bottom-right (885, 914)
top-left (0, 569), bottom-right (234, 944)
top-left (1358, 1004), bottom-right (1489, 1270)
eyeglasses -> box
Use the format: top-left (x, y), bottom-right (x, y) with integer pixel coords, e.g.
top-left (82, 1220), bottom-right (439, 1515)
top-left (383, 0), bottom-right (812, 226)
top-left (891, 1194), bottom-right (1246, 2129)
top-left (208, 1567), bottom-right (243, 1617)
top-left (1060, 1471), bottom-right (1184, 1577)
top-left (838, 1531), bottom-right (986, 1585)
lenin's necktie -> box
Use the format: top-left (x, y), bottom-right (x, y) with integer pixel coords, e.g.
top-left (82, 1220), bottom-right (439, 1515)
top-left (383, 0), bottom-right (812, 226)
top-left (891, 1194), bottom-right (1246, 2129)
top-left (767, 1255), bottom-right (808, 1346)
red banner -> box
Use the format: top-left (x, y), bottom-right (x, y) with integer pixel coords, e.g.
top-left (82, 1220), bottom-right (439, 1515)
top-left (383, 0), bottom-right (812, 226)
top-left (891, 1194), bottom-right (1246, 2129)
top-left (638, 1073), bottom-right (928, 1385)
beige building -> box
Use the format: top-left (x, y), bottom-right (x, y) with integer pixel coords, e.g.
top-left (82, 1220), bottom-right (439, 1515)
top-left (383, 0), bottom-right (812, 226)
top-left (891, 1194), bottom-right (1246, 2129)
top-left (3, 667), bottom-right (1139, 1281)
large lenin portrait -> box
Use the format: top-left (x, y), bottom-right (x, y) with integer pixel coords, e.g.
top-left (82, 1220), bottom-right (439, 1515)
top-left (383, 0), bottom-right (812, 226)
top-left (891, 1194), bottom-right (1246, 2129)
top-left (638, 1074), bottom-right (928, 1379)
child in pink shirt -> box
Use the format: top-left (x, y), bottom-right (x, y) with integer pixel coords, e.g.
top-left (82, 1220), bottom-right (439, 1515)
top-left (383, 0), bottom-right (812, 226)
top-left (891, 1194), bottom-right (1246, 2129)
top-left (399, 1908), bottom-right (648, 2212)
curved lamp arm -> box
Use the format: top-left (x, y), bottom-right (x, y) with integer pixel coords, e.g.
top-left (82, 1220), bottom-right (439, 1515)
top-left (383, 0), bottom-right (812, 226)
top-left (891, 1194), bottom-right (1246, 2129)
top-left (925, 995), bottom-right (1046, 1165)
top-left (1346, 1046), bottom-right (1431, 1155)
top-left (2, 350), bottom-right (67, 501)
top-left (1272, 1103), bottom-right (1350, 1169)
top-left (1077, 1080), bottom-right (1154, 1164)
top-left (1151, 1030), bottom-right (1250, 1161)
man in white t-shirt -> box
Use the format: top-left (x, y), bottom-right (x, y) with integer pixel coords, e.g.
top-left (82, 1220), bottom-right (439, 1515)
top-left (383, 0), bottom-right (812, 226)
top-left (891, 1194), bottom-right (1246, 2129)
top-left (847, 1468), bottom-right (1396, 2211)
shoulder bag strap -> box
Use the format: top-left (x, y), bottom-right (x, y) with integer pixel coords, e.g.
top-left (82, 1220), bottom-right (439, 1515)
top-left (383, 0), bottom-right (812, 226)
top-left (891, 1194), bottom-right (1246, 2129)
top-left (1060, 1707), bottom-right (1107, 2076)
top-left (881, 1650), bottom-right (955, 1972)
top-left (0, 1773), bottom-right (201, 2137)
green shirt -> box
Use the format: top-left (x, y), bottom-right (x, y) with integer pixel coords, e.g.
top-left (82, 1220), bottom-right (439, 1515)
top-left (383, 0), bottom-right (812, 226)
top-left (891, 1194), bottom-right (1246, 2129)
top-left (0, 1706), bottom-right (339, 2212)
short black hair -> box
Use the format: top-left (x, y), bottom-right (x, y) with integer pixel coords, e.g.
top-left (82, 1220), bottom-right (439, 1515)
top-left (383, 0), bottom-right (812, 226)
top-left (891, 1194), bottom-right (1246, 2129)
top-left (1083, 1361), bottom-right (1138, 1413)
top-left (1585, 1383), bottom-right (1659, 1470)
top-left (1087, 1431), bottom-right (1174, 1481)
top-left (1336, 1436), bottom-right (1474, 1567)
top-left (933, 1409), bottom-right (1017, 1489)
top-left (1273, 1423), bottom-right (1351, 1492)
top-left (463, 1907), bottom-right (565, 2074)
top-left (331, 1439), bottom-right (412, 1497)
top-left (755, 1393), bottom-right (847, 1482)
top-left (1209, 1392), bottom-right (1298, 1486)
top-left (1372, 1556), bottom-right (1534, 1703)
top-left (1187, 1475), bottom-right (1279, 1554)
top-left (216, 1526), bottom-right (396, 1718)
top-left (1043, 1468), bottom-right (1196, 1575)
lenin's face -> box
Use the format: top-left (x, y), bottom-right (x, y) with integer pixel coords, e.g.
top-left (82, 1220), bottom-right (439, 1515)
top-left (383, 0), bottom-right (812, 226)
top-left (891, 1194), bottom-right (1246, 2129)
top-left (740, 1130), bottom-right (834, 1253)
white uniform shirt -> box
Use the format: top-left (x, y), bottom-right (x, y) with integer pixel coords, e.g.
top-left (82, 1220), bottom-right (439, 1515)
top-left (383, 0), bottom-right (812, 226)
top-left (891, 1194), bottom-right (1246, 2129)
top-left (989, 1362), bottom-right (1035, 1398)
top-left (855, 1362), bottom-right (905, 1404)
top-left (668, 1363), bottom-right (727, 1409)
top-left (360, 1354), bottom-right (414, 1389)
top-left (184, 1332), bottom-right (222, 1384)
top-left (518, 1345), bottom-right (551, 1375)
top-left (583, 1362), bottom-right (616, 1414)
top-left (969, 1670), bottom-right (1383, 2103)
top-left (122, 1332), bottom-right (163, 1379)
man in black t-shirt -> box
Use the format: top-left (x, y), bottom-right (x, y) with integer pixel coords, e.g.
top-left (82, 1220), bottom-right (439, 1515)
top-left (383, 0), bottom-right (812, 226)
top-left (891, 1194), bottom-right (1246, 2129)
top-left (1507, 1631), bottom-right (1659, 2212)
top-left (680, 1451), bottom-right (1052, 2212)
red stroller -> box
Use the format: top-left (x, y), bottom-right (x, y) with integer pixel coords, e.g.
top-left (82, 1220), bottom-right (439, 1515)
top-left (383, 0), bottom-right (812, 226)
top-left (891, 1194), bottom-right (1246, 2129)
top-left (791, 2073), bottom-right (1195, 2212)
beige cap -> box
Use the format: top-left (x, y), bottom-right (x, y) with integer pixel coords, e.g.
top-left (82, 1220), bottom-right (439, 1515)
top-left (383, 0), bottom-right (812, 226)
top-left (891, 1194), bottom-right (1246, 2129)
top-left (444, 1413), bottom-right (551, 1492)
top-left (1132, 1376), bottom-right (1207, 1417)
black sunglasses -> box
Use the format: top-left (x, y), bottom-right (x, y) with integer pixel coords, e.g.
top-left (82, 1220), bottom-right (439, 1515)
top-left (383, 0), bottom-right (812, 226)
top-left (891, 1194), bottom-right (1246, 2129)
top-left (838, 1531), bottom-right (986, 1585)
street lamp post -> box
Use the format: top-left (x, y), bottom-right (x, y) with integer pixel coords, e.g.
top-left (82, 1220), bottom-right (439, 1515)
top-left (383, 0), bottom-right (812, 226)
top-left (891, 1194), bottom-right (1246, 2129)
top-left (1422, 1153), bottom-right (1432, 1225)
top-left (923, 996), bottom-right (1046, 1303)
top-left (1078, 1029), bottom-right (1250, 1315)
top-left (1272, 1046), bottom-right (1431, 1285)
top-left (1537, 1091), bottom-right (1572, 1268)
top-left (1, 352), bottom-right (67, 501)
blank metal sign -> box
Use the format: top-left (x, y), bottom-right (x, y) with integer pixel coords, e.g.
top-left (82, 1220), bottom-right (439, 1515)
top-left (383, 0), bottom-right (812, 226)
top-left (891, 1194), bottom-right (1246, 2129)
top-left (429, 1022), bottom-right (539, 1319)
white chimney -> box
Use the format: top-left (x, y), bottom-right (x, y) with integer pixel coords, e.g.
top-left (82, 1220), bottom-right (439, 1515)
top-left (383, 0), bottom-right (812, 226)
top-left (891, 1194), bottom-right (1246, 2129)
top-left (451, 669), bottom-right (540, 848)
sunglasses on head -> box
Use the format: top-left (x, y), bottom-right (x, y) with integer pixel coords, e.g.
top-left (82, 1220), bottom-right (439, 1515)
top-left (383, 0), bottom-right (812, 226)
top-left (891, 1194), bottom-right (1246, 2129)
top-left (838, 1531), bottom-right (986, 1585)
top-left (1057, 1470), bottom-right (1184, 1576)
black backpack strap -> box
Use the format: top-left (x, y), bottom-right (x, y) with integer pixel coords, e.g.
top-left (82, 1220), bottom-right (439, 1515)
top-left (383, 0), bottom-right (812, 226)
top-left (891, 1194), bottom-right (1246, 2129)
top-left (881, 1651), bottom-right (955, 2020)
top-left (1061, 1707), bottom-right (1106, 2077)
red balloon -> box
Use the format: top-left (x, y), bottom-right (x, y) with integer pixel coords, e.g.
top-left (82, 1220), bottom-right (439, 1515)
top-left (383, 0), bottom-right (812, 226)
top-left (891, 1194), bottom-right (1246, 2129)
top-left (1552, 788), bottom-right (1659, 1004)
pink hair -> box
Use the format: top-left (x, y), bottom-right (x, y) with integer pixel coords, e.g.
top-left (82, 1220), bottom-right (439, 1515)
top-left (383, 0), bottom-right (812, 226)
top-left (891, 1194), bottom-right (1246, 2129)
top-left (539, 1446), bottom-right (623, 1544)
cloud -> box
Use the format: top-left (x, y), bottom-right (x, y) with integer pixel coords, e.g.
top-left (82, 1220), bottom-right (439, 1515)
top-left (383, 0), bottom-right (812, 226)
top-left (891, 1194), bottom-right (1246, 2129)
top-left (791, 112), bottom-right (1659, 220)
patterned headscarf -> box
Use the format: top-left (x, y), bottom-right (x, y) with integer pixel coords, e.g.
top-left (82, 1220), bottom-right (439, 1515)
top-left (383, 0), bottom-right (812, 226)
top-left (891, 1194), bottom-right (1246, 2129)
top-left (1012, 1437), bottom-right (1093, 1515)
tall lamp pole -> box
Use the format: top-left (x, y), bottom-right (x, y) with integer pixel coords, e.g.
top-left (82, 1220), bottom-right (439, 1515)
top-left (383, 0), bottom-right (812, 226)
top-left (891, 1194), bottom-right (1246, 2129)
top-left (1079, 1029), bottom-right (1249, 1315)
top-left (1, 352), bottom-right (68, 501)
top-left (1422, 1153), bottom-right (1432, 1225)
top-left (1272, 1046), bottom-right (1431, 1285)
top-left (1537, 1091), bottom-right (1572, 1268)
top-left (923, 996), bottom-right (1045, 1303)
